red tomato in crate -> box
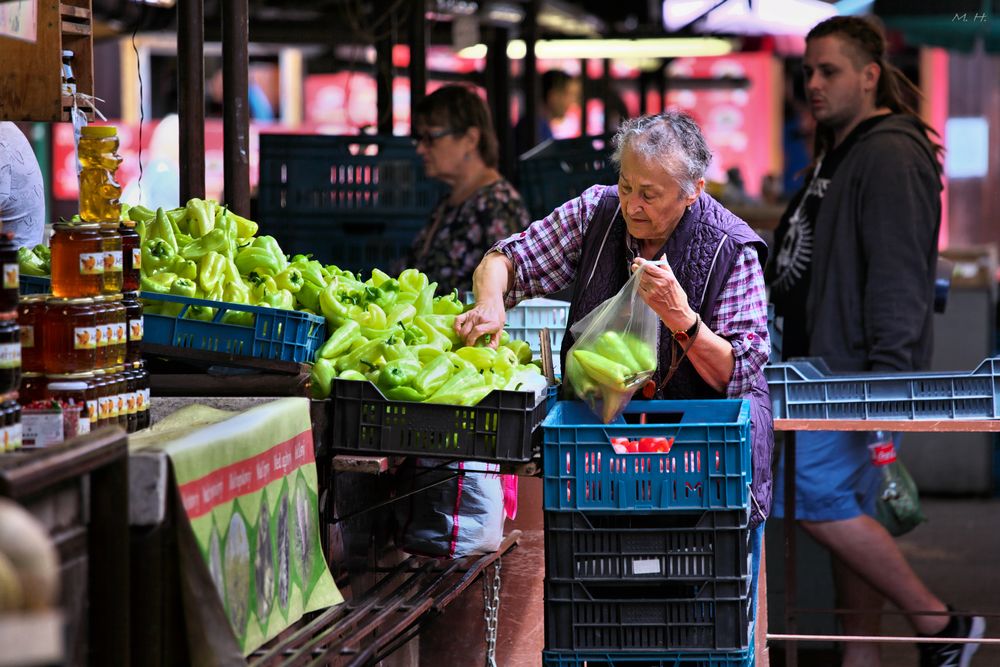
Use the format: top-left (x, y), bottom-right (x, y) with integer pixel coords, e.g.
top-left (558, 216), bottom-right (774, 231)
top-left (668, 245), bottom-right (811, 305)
top-left (638, 437), bottom-right (673, 453)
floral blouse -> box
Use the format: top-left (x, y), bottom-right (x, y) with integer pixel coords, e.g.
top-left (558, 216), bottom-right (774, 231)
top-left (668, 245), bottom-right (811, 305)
top-left (407, 178), bottom-right (531, 295)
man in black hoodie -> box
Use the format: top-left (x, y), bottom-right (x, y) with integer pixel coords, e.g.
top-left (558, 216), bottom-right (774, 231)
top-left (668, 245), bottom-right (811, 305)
top-left (768, 16), bottom-right (985, 667)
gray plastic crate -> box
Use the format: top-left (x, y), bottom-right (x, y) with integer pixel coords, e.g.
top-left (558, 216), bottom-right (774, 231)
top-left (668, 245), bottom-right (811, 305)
top-left (765, 356), bottom-right (1000, 420)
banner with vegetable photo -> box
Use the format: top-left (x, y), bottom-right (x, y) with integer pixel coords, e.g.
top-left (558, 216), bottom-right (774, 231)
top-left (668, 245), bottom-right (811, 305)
top-left (565, 264), bottom-right (660, 423)
top-left (155, 397), bottom-right (342, 654)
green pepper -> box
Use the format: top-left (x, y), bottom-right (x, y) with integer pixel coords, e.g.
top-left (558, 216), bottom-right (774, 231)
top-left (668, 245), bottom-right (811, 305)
top-left (235, 247), bottom-right (283, 276)
top-left (249, 275), bottom-right (278, 304)
top-left (446, 352), bottom-right (478, 374)
top-left (335, 338), bottom-right (386, 373)
top-left (141, 238), bottom-right (177, 274)
top-left (425, 369), bottom-right (486, 404)
top-left (356, 303), bottom-right (387, 330)
top-left (564, 354), bottom-right (598, 398)
top-left (395, 290), bottom-right (417, 307)
top-left (295, 281), bottom-right (322, 312)
top-left (169, 256), bottom-right (198, 282)
top-left (180, 228), bottom-right (228, 260)
top-left (17, 247), bottom-right (49, 276)
top-left (170, 277), bottom-right (198, 298)
top-left (372, 280), bottom-right (399, 310)
top-left (220, 288), bottom-right (254, 326)
top-left (376, 358), bottom-right (422, 391)
top-left (482, 369), bottom-right (508, 390)
top-left (382, 339), bottom-right (414, 362)
top-left (294, 259), bottom-right (327, 288)
top-left (140, 272), bottom-right (178, 294)
top-left (338, 369), bottom-right (368, 381)
top-left (319, 283), bottom-right (350, 326)
top-left (400, 322), bottom-right (427, 346)
top-left (274, 266), bottom-right (304, 294)
top-left (32, 244), bottom-right (51, 263)
top-left (412, 354), bottom-right (455, 396)
top-left (592, 331), bottom-right (641, 373)
top-left (414, 281), bottom-right (437, 316)
top-left (195, 252), bottom-right (225, 294)
top-left (410, 344), bottom-right (446, 365)
top-left (491, 346), bottom-right (519, 380)
top-left (432, 290), bottom-right (466, 315)
top-left (455, 346), bottom-right (497, 371)
top-left (318, 321), bottom-right (362, 360)
top-left (427, 384), bottom-right (494, 407)
top-left (147, 207), bottom-right (178, 251)
top-left (311, 358), bottom-right (335, 399)
top-left (185, 198), bottom-right (217, 238)
top-left (386, 303), bottom-right (417, 326)
top-left (213, 206), bottom-right (238, 259)
top-left (359, 325), bottom-right (401, 341)
top-left (413, 316), bottom-right (453, 352)
top-left (126, 204), bottom-right (156, 224)
top-left (369, 268), bottom-right (393, 287)
top-left (251, 236), bottom-right (288, 273)
top-left (166, 206), bottom-right (190, 234)
top-left (421, 314), bottom-right (462, 347)
top-left (398, 268), bottom-right (429, 295)
top-left (384, 386), bottom-right (426, 402)
top-left (261, 288), bottom-right (294, 310)
top-left (622, 333), bottom-right (657, 372)
top-left (504, 339), bottom-right (533, 365)
top-left (226, 210), bottom-right (258, 238)
top-left (573, 349), bottom-right (632, 391)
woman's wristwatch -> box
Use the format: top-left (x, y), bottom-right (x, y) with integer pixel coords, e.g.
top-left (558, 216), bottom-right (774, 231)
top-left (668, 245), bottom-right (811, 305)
top-left (672, 313), bottom-right (701, 345)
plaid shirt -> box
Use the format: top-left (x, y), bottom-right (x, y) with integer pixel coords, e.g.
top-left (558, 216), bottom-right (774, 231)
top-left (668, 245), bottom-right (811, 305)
top-left (492, 185), bottom-right (770, 398)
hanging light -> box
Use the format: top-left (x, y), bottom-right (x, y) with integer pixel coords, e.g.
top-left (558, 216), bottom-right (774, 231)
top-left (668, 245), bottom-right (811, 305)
top-left (458, 37), bottom-right (734, 60)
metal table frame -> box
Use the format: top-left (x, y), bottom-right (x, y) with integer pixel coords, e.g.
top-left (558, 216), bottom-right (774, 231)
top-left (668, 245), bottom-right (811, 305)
top-left (771, 418), bottom-right (1000, 666)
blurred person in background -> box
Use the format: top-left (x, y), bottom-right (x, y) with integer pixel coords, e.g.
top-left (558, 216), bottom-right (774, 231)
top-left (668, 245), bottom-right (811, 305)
top-left (406, 85), bottom-right (531, 295)
top-left (0, 122), bottom-right (46, 248)
top-left (767, 16), bottom-right (984, 667)
top-left (515, 69), bottom-right (582, 156)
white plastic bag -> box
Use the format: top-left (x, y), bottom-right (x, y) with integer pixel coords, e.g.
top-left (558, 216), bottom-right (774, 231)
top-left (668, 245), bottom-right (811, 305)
top-left (564, 264), bottom-right (660, 423)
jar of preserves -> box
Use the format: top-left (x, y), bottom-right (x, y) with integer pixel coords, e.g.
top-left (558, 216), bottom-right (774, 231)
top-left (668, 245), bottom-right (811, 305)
top-left (120, 220), bottom-right (141, 292)
top-left (111, 366), bottom-right (128, 429)
top-left (122, 367), bottom-right (137, 433)
top-left (43, 297), bottom-right (96, 374)
top-left (94, 369), bottom-right (117, 428)
top-left (91, 369), bottom-right (109, 428)
top-left (92, 296), bottom-right (110, 369)
top-left (0, 233), bottom-right (19, 312)
top-left (99, 223), bottom-right (123, 293)
top-left (122, 291), bottom-right (143, 364)
top-left (133, 361), bottom-right (150, 430)
top-left (17, 295), bottom-right (47, 373)
top-left (106, 294), bottom-right (126, 366)
top-left (51, 222), bottom-right (104, 297)
top-left (0, 313), bottom-right (21, 396)
top-left (1, 393), bottom-right (21, 452)
top-left (19, 372), bottom-right (45, 406)
top-left (46, 372), bottom-right (98, 429)
top-left (78, 125), bottom-right (122, 223)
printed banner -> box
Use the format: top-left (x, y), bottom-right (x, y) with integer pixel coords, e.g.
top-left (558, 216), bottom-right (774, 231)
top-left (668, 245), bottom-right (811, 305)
top-left (149, 398), bottom-right (342, 655)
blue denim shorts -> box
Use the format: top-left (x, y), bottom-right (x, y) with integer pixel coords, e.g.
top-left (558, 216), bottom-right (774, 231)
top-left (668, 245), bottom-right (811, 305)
top-left (771, 430), bottom-right (884, 521)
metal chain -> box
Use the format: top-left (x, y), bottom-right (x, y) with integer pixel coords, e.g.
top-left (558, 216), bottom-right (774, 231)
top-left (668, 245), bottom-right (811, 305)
top-left (482, 557), bottom-right (502, 667)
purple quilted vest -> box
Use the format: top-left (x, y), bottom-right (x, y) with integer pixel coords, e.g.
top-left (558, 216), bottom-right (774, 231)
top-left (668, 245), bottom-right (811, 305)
top-left (559, 187), bottom-right (774, 525)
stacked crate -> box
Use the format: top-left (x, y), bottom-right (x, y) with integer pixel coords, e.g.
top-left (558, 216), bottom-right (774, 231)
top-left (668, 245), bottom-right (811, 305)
top-left (541, 400), bottom-right (756, 667)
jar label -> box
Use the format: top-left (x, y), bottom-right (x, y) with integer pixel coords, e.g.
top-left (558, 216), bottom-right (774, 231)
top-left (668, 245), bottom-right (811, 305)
top-left (3, 263), bottom-right (19, 289)
top-left (0, 342), bottom-right (22, 369)
top-left (87, 399), bottom-right (99, 423)
top-left (99, 396), bottom-right (111, 421)
top-left (126, 391), bottom-right (137, 415)
top-left (116, 393), bottom-right (126, 417)
top-left (74, 326), bottom-right (97, 350)
top-left (136, 387), bottom-right (147, 412)
top-left (132, 247), bottom-right (142, 270)
top-left (1, 425), bottom-right (12, 452)
top-left (115, 321), bottom-right (126, 345)
top-left (80, 252), bottom-right (104, 275)
top-left (129, 317), bottom-right (144, 342)
top-left (104, 250), bottom-right (123, 273)
top-left (21, 325), bottom-right (34, 348)
top-left (10, 422), bottom-right (22, 451)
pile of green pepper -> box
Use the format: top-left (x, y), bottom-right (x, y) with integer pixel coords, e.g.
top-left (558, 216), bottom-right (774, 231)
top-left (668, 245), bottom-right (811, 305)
top-left (309, 267), bottom-right (540, 404)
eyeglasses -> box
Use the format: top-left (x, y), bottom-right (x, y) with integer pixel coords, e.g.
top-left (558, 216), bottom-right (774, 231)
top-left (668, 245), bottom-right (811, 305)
top-left (411, 128), bottom-right (459, 147)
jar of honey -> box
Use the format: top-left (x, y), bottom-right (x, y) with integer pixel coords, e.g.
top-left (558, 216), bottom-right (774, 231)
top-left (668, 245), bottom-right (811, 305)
top-left (99, 223), bottom-right (123, 293)
top-left (51, 222), bottom-right (104, 297)
top-left (122, 291), bottom-right (143, 364)
top-left (111, 366), bottom-right (127, 429)
top-left (43, 297), bottom-right (96, 374)
top-left (120, 220), bottom-right (141, 292)
top-left (78, 125), bottom-right (123, 223)
top-left (133, 361), bottom-right (150, 430)
top-left (19, 372), bottom-right (45, 406)
top-left (92, 296), bottom-right (110, 369)
top-left (105, 295), bottom-right (126, 366)
top-left (94, 369), bottom-right (116, 428)
top-left (0, 233), bottom-right (19, 312)
top-left (122, 367), bottom-right (137, 433)
top-left (0, 313), bottom-right (22, 395)
top-left (17, 295), bottom-right (47, 373)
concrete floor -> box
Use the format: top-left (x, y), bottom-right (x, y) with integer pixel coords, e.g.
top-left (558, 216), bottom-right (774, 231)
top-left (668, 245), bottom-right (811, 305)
top-left (417, 483), bottom-right (999, 667)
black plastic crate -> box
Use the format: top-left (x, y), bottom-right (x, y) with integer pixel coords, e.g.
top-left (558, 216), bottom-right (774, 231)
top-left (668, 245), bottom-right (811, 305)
top-left (276, 219), bottom-right (425, 274)
top-left (329, 379), bottom-right (549, 463)
top-left (545, 509), bottom-right (750, 584)
top-left (545, 579), bottom-right (751, 653)
top-left (542, 649), bottom-right (752, 666)
top-left (518, 135), bottom-right (618, 219)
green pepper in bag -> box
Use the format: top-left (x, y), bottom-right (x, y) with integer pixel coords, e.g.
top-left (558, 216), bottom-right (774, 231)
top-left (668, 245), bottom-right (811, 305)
top-left (573, 349), bottom-right (632, 391)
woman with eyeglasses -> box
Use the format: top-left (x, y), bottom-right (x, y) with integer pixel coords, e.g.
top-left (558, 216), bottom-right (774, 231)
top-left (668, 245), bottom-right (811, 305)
top-left (405, 85), bottom-right (530, 295)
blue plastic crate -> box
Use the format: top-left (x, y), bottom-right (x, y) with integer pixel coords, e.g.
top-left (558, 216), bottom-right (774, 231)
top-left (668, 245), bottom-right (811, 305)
top-left (542, 400), bottom-right (751, 513)
top-left (518, 135), bottom-right (618, 219)
top-left (765, 357), bottom-right (1000, 420)
top-left (542, 649), bottom-right (753, 667)
top-left (19, 275), bottom-right (50, 295)
top-left (140, 292), bottom-right (326, 364)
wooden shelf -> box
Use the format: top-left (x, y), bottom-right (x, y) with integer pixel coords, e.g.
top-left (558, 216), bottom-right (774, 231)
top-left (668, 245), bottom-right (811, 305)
top-left (0, 0), bottom-right (94, 122)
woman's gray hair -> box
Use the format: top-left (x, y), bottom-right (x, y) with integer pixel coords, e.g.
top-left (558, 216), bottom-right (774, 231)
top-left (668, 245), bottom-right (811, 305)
top-left (611, 111), bottom-right (712, 198)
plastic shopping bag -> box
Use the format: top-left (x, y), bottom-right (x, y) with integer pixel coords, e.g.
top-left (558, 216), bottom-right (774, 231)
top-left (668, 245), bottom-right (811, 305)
top-left (564, 264), bottom-right (659, 423)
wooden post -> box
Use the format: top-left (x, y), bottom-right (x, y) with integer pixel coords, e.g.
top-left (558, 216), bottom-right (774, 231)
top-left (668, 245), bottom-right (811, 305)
top-left (177, 0), bottom-right (206, 202)
top-left (221, 0), bottom-right (251, 215)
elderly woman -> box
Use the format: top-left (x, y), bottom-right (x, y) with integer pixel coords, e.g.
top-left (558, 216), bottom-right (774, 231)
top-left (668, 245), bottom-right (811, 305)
top-left (456, 110), bottom-right (773, 630)
top-left (406, 85), bottom-right (531, 295)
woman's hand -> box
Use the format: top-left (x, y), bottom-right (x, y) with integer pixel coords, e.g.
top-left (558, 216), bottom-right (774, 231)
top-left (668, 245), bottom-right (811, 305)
top-left (455, 296), bottom-right (506, 348)
top-left (631, 255), bottom-right (696, 332)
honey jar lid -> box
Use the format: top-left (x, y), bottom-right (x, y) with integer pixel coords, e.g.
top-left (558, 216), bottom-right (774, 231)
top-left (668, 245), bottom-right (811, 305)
top-left (19, 295), bottom-right (49, 304)
top-left (46, 372), bottom-right (96, 380)
top-left (52, 222), bottom-right (100, 231)
top-left (81, 125), bottom-right (117, 138)
top-left (46, 296), bottom-right (96, 305)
